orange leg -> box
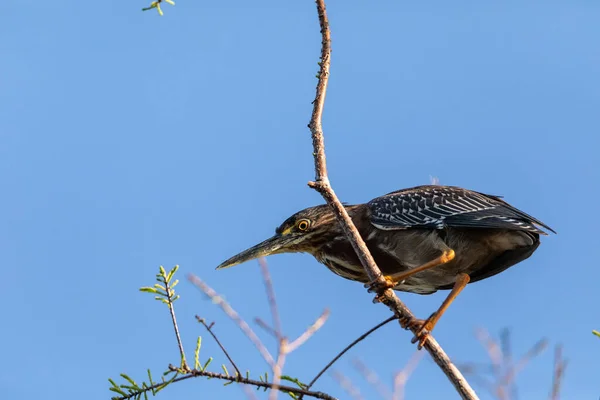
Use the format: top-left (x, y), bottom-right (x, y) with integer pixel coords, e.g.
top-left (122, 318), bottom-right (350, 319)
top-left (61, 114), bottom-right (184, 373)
top-left (367, 249), bottom-right (456, 294)
top-left (409, 272), bottom-right (470, 349)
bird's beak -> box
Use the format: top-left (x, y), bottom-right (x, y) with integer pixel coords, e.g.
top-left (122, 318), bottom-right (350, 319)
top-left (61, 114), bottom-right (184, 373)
top-left (216, 234), bottom-right (294, 270)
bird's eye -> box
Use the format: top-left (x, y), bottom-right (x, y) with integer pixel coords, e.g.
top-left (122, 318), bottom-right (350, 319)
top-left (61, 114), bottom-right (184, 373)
top-left (296, 219), bottom-right (310, 231)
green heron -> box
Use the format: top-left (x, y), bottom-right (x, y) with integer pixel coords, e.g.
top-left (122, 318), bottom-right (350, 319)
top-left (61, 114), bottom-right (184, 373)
top-left (217, 185), bottom-right (554, 347)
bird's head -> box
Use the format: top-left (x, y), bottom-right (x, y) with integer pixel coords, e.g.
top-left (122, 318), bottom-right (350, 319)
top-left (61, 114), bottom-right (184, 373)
top-left (216, 204), bottom-right (344, 270)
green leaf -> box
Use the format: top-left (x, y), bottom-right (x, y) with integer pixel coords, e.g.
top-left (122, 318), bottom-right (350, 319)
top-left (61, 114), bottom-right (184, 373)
top-left (281, 376), bottom-right (307, 389)
top-left (221, 364), bottom-right (229, 376)
top-left (166, 265), bottom-right (178, 282)
top-left (593, 330), bottom-right (600, 338)
top-left (154, 283), bottom-right (166, 291)
top-left (164, 0), bottom-right (175, 5)
top-left (194, 337), bottom-right (202, 370)
top-left (202, 357), bottom-right (213, 371)
top-left (139, 287), bottom-right (158, 294)
top-left (120, 373), bottom-right (138, 387)
top-left (170, 279), bottom-right (179, 289)
top-left (109, 387), bottom-right (128, 396)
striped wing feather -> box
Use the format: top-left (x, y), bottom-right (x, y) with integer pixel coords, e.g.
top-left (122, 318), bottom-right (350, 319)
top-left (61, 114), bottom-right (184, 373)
top-left (368, 185), bottom-right (555, 235)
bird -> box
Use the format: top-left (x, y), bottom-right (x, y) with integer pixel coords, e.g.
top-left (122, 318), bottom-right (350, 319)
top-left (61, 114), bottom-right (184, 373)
top-left (216, 185), bottom-right (555, 347)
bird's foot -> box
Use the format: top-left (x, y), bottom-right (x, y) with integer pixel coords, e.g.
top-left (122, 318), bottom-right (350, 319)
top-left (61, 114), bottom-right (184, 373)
top-left (365, 275), bottom-right (396, 303)
top-left (407, 313), bottom-right (437, 350)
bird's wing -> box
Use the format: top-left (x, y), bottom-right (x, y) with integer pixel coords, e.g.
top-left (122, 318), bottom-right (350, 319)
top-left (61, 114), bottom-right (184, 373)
top-left (368, 185), bottom-right (555, 235)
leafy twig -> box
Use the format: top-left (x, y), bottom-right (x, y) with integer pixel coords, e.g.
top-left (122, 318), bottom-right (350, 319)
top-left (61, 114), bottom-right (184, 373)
top-left (140, 265), bottom-right (188, 370)
top-left (112, 366), bottom-right (337, 400)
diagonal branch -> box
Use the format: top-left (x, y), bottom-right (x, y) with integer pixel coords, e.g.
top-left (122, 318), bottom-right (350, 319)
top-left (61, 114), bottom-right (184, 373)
top-left (195, 317), bottom-right (242, 377)
top-left (187, 274), bottom-right (276, 368)
top-left (306, 1), bottom-right (478, 399)
top-left (304, 315), bottom-right (397, 394)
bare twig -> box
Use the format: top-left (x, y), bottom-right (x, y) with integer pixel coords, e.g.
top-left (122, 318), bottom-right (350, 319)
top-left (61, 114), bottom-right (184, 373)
top-left (502, 338), bottom-right (547, 388)
top-left (549, 345), bottom-right (567, 400)
top-left (474, 328), bottom-right (506, 400)
top-left (195, 317), bottom-right (242, 377)
top-left (287, 308), bottom-right (330, 353)
top-left (259, 258), bottom-right (283, 340)
top-left (392, 351), bottom-right (424, 400)
top-left (255, 317), bottom-right (280, 339)
top-left (352, 358), bottom-right (392, 400)
top-left (188, 274), bottom-right (276, 368)
top-left (306, 1), bottom-right (477, 398)
top-left (331, 370), bottom-right (364, 400)
top-left (304, 316), bottom-right (397, 394)
top-left (270, 339), bottom-right (288, 400)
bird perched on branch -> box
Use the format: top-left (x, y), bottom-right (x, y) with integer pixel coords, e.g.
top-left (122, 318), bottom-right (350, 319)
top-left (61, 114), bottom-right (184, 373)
top-left (217, 185), bottom-right (554, 347)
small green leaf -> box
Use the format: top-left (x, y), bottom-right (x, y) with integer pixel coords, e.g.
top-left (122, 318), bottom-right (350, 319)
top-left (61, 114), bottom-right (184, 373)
top-left (221, 364), bottom-right (229, 376)
top-left (202, 357), bottom-right (213, 371)
top-left (154, 283), bottom-right (166, 291)
top-left (281, 376), bottom-right (307, 389)
top-left (166, 265), bottom-right (178, 282)
top-left (170, 279), bottom-right (179, 288)
top-left (139, 287), bottom-right (158, 294)
top-left (194, 337), bottom-right (202, 370)
top-left (109, 387), bottom-right (128, 396)
top-left (120, 373), bottom-right (137, 387)
top-left (593, 330), bottom-right (600, 338)
top-left (164, 0), bottom-right (175, 5)
top-left (147, 369), bottom-right (154, 386)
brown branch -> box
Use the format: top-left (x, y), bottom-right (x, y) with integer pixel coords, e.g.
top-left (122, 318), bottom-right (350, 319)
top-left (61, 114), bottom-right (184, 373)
top-left (306, 1), bottom-right (478, 398)
top-left (195, 317), bottom-right (242, 377)
top-left (304, 316), bottom-right (397, 394)
top-left (170, 366), bottom-right (339, 400)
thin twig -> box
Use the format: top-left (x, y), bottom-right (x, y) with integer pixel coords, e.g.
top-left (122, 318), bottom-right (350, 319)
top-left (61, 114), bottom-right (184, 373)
top-left (163, 271), bottom-right (188, 370)
top-left (187, 274), bottom-right (276, 368)
top-left (255, 317), bottom-right (280, 339)
top-left (270, 339), bottom-right (288, 400)
top-left (352, 358), bottom-right (392, 400)
top-left (549, 345), bottom-right (567, 400)
top-left (259, 258), bottom-right (283, 340)
top-left (502, 338), bottom-right (547, 388)
top-left (307, 1), bottom-right (478, 398)
top-left (474, 328), bottom-right (506, 400)
top-left (195, 316), bottom-right (242, 377)
top-left (287, 308), bottom-right (330, 353)
top-left (331, 370), bottom-right (364, 400)
top-left (241, 383), bottom-right (260, 400)
top-left (304, 316), bottom-right (397, 394)
top-left (392, 351), bottom-right (424, 400)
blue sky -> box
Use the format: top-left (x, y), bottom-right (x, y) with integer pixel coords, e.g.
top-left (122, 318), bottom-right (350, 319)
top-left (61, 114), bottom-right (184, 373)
top-left (2, 1), bottom-right (599, 399)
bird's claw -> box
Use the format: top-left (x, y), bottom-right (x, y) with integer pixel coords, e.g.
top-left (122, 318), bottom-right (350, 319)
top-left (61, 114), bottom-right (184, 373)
top-left (365, 275), bottom-right (395, 293)
top-left (407, 313), bottom-right (436, 350)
